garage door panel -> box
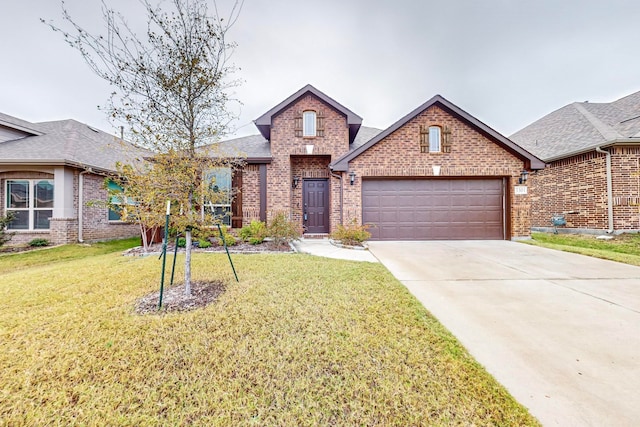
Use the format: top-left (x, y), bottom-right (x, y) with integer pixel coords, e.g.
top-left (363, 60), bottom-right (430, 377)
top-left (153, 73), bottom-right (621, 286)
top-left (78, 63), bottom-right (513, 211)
top-left (363, 178), bottom-right (504, 240)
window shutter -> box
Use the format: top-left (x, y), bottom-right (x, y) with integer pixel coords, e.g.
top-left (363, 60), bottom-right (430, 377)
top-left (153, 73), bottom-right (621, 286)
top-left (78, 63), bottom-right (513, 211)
top-left (231, 169), bottom-right (243, 228)
top-left (316, 110), bottom-right (325, 137)
top-left (442, 126), bottom-right (452, 153)
top-left (294, 110), bottom-right (303, 137)
top-left (419, 125), bottom-right (428, 153)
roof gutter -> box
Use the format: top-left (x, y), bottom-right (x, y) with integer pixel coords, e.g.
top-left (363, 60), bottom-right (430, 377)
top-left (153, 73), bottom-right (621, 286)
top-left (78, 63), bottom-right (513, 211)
top-left (595, 146), bottom-right (614, 233)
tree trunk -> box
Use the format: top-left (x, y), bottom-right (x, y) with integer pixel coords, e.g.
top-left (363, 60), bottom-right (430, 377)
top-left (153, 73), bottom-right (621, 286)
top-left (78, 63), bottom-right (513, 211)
top-left (184, 228), bottom-right (192, 296)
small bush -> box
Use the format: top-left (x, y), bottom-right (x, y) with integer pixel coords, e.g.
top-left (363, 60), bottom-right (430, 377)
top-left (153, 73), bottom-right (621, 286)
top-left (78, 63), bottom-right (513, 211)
top-left (330, 219), bottom-right (372, 246)
top-left (0, 212), bottom-right (15, 247)
top-left (216, 225), bottom-right (237, 247)
top-left (197, 239), bottom-right (211, 249)
top-left (28, 238), bottom-right (50, 247)
top-left (177, 237), bottom-right (186, 248)
top-left (267, 212), bottom-right (301, 247)
top-left (239, 220), bottom-right (267, 244)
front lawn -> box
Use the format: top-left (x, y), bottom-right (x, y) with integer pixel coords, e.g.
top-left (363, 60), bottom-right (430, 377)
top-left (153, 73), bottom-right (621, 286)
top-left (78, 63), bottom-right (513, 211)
top-left (0, 248), bottom-right (538, 426)
top-left (525, 232), bottom-right (640, 266)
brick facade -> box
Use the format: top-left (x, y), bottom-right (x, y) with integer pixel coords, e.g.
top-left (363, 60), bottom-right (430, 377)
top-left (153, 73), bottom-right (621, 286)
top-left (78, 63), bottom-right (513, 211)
top-left (1, 169), bottom-right (139, 246)
top-left (344, 105), bottom-right (531, 238)
top-left (529, 147), bottom-right (640, 232)
top-left (266, 94), bottom-right (350, 227)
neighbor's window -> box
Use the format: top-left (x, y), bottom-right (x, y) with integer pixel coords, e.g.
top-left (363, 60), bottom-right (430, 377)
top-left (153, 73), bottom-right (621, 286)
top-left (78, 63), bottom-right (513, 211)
top-left (303, 111), bottom-right (317, 137)
top-left (107, 180), bottom-right (136, 221)
top-left (205, 167), bottom-right (232, 226)
top-left (429, 126), bottom-right (441, 152)
top-left (6, 179), bottom-right (54, 230)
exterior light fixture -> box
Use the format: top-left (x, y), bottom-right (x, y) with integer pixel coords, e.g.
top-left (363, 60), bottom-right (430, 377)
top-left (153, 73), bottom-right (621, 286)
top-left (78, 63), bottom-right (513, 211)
top-left (292, 176), bottom-right (300, 189)
top-left (349, 171), bottom-right (356, 185)
top-left (519, 169), bottom-right (529, 184)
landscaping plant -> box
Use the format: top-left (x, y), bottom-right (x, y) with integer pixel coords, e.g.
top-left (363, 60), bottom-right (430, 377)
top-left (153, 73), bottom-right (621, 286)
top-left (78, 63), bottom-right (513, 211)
top-left (267, 212), bottom-right (301, 247)
top-left (330, 218), bottom-right (371, 246)
top-left (0, 212), bottom-right (15, 247)
top-left (239, 220), bottom-right (267, 244)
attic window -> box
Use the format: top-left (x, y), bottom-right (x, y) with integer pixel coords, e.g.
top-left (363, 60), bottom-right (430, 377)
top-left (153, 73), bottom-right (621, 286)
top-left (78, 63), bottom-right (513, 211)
top-left (295, 110), bottom-right (324, 138)
top-left (303, 111), bottom-right (316, 137)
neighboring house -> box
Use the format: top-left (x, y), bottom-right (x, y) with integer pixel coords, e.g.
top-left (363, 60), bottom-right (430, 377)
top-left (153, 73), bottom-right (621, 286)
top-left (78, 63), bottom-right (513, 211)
top-left (0, 112), bottom-right (146, 245)
top-left (217, 84), bottom-right (544, 240)
top-left (511, 91), bottom-right (640, 234)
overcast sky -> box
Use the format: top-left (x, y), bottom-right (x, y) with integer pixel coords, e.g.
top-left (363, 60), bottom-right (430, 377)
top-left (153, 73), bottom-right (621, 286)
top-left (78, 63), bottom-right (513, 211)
top-left (2, 0), bottom-right (639, 140)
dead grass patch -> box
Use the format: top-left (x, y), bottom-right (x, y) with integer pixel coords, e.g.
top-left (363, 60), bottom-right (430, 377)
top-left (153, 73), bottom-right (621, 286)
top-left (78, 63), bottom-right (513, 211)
top-left (0, 251), bottom-right (539, 426)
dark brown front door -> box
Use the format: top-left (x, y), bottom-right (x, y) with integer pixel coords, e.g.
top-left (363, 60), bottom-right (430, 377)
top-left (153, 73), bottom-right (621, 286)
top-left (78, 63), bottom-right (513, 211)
top-left (303, 179), bottom-right (329, 233)
top-left (362, 178), bottom-right (505, 240)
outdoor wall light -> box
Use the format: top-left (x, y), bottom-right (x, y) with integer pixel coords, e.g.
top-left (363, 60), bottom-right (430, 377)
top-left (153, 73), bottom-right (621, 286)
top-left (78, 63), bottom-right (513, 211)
top-left (519, 169), bottom-right (529, 184)
top-left (349, 171), bottom-right (356, 185)
top-left (292, 176), bottom-right (300, 189)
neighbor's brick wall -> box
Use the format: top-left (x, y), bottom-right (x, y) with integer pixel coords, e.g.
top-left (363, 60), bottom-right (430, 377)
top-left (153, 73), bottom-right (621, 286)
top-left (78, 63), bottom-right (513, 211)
top-left (530, 147), bottom-right (640, 231)
top-left (80, 173), bottom-right (139, 242)
top-left (267, 94), bottom-right (350, 228)
top-left (344, 105), bottom-right (530, 238)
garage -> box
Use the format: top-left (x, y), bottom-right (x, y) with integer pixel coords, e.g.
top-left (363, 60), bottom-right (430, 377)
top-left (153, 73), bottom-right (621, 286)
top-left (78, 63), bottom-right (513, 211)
top-left (362, 178), bottom-right (505, 240)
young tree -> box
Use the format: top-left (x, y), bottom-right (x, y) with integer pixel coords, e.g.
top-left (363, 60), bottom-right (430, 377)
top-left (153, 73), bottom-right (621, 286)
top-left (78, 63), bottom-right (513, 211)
top-left (45, 0), bottom-right (243, 295)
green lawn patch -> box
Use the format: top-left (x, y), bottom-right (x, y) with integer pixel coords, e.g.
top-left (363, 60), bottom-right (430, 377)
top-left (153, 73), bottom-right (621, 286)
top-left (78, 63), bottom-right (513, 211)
top-left (0, 251), bottom-right (539, 426)
top-left (0, 237), bottom-right (140, 274)
top-left (524, 232), bottom-right (640, 266)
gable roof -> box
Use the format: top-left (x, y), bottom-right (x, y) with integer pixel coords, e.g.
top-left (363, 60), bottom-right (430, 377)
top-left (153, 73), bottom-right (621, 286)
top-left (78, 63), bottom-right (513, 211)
top-left (254, 84), bottom-right (363, 144)
top-left (0, 113), bottom-right (150, 174)
top-left (212, 126), bottom-right (383, 161)
top-left (331, 95), bottom-right (545, 171)
top-left (510, 90), bottom-right (640, 161)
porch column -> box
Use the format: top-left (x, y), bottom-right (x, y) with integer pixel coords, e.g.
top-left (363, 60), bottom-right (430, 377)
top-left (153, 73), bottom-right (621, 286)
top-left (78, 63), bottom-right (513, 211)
top-left (53, 167), bottom-right (75, 218)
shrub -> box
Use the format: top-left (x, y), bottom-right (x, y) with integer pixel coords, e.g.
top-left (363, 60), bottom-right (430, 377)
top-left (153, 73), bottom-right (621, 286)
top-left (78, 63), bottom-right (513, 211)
top-left (239, 220), bottom-right (267, 244)
top-left (177, 237), bottom-right (187, 248)
top-left (330, 219), bottom-right (372, 246)
top-left (28, 238), bottom-right (50, 247)
top-left (215, 225), bottom-right (237, 247)
top-left (267, 212), bottom-right (301, 247)
top-left (0, 212), bottom-right (15, 247)
top-left (197, 239), bottom-right (211, 249)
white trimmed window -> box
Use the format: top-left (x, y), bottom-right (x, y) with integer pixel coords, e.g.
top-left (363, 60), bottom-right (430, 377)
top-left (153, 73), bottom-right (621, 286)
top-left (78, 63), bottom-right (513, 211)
top-left (5, 179), bottom-right (54, 230)
top-left (429, 126), bottom-right (441, 152)
top-left (205, 167), bottom-right (232, 226)
top-left (303, 111), bottom-right (317, 137)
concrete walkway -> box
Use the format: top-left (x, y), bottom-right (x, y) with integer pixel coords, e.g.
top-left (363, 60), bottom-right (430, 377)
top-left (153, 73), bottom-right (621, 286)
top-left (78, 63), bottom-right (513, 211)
top-left (367, 240), bottom-right (640, 427)
top-left (292, 238), bottom-right (378, 262)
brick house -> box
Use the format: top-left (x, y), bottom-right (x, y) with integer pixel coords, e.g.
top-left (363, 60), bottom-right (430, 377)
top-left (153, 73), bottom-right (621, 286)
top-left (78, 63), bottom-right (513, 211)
top-left (218, 84), bottom-right (544, 240)
top-left (0, 112), bottom-right (145, 245)
top-left (511, 91), bottom-right (640, 234)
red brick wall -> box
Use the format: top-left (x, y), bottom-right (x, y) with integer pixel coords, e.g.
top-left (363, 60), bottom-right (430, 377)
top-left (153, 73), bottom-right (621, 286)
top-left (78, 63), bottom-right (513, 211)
top-left (529, 147), bottom-right (640, 232)
top-left (80, 173), bottom-right (139, 242)
top-left (344, 105), bottom-right (531, 238)
top-left (267, 94), bottom-right (350, 228)
top-left (240, 164), bottom-right (261, 224)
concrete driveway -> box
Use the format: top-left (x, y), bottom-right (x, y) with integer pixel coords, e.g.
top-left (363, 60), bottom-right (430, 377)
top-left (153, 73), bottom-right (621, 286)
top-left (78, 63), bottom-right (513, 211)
top-left (367, 240), bottom-right (640, 427)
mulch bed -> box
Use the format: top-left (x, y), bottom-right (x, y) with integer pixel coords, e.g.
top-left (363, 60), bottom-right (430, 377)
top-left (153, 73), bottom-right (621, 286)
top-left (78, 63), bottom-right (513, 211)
top-left (135, 280), bottom-right (227, 315)
top-left (124, 240), bottom-right (294, 256)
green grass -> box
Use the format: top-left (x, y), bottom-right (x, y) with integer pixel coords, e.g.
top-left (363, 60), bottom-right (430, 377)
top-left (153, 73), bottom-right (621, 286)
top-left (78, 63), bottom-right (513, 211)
top-left (0, 237), bottom-right (140, 274)
top-left (0, 250), bottom-right (539, 426)
top-left (524, 232), bottom-right (640, 266)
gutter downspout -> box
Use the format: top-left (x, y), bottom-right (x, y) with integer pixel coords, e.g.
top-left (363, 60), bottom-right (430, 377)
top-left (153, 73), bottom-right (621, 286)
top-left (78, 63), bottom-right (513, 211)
top-left (595, 146), bottom-right (614, 233)
top-left (330, 170), bottom-right (343, 226)
top-left (78, 169), bottom-right (92, 242)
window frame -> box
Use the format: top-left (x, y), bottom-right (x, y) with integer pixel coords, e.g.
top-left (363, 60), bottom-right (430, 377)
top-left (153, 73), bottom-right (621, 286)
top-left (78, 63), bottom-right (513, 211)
top-left (428, 126), bottom-right (442, 153)
top-left (5, 179), bottom-right (54, 230)
top-left (303, 110), bottom-right (317, 137)
top-left (204, 167), bottom-right (233, 226)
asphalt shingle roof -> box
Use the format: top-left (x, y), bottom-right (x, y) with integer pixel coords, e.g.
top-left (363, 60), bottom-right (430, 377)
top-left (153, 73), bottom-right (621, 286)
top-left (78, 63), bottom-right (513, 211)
top-left (212, 126), bottom-right (383, 159)
top-left (510, 90), bottom-right (640, 161)
top-left (0, 114), bottom-right (150, 173)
